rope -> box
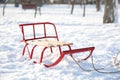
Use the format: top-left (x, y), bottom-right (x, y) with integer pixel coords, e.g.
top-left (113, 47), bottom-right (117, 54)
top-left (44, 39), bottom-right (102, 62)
top-left (70, 53), bottom-right (120, 74)
top-left (91, 55), bottom-right (120, 74)
top-left (70, 54), bottom-right (103, 72)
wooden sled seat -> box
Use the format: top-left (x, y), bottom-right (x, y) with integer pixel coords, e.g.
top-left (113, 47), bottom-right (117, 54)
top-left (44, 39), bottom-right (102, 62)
top-left (27, 39), bottom-right (73, 47)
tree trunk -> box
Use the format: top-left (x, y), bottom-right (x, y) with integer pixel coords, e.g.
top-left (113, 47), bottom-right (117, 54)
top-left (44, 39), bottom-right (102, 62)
top-left (96, 0), bottom-right (101, 11)
top-left (103, 0), bottom-right (116, 23)
top-left (3, 0), bottom-right (9, 16)
top-left (83, 0), bottom-right (86, 17)
top-left (70, 0), bottom-right (75, 14)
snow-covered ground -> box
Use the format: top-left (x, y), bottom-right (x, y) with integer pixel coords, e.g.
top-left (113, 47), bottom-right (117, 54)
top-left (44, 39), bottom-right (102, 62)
top-left (0, 4), bottom-right (120, 80)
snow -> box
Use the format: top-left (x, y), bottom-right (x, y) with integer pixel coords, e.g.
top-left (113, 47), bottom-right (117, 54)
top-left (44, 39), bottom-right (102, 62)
top-left (0, 4), bottom-right (120, 80)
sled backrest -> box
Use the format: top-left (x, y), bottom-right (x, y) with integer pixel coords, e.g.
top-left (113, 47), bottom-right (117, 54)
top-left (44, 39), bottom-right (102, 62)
top-left (19, 22), bottom-right (59, 42)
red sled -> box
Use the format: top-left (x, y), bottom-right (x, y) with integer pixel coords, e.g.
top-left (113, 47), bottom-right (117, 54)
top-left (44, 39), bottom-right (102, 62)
top-left (19, 22), bottom-right (95, 68)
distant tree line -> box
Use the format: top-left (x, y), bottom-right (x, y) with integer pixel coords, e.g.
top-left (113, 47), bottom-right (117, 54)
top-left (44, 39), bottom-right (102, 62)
top-left (70, 0), bottom-right (119, 23)
top-left (1, 0), bottom-right (120, 4)
top-left (1, 0), bottom-right (119, 24)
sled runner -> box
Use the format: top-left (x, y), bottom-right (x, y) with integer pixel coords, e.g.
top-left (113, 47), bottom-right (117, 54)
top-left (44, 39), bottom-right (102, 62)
top-left (19, 22), bottom-right (95, 67)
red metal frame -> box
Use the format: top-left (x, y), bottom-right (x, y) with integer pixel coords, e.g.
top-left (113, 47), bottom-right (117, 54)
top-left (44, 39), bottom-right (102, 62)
top-left (19, 22), bottom-right (59, 41)
top-left (19, 22), bottom-right (95, 68)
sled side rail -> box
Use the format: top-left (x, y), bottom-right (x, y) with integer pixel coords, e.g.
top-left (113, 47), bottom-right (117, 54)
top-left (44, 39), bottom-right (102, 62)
top-left (63, 47), bottom-right (95, 60)
top-left (63, 47), bottom-right (95, 55)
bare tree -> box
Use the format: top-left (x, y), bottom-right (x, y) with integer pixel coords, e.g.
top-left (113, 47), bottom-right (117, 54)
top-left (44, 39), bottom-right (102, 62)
top-left (70, 0), bottom-right (75, 14)
top-left (3, 0), bottom-right (42, 17)
top-left (96, 0), bottom-right (101, 11)
top-left (3, 0), bottom-right (9, 16)
top-left (103, 0), bottom-right (118, 23)
top-left (83, 0), bottom-right (86, 17)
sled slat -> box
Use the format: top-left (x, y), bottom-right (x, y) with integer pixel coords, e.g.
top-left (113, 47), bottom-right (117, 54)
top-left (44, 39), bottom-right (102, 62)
top-left (27, 39), bottom-right (73, 47)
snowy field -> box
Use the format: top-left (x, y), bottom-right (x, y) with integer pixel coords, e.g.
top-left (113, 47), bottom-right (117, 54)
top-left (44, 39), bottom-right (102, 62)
top-left (0, 4), bottom-right (120, 80)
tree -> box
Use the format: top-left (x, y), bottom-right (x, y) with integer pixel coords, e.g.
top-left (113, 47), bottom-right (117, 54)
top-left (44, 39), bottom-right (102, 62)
top-left (83, 0), bottom-right (86, 17)
top-left (3, 0), bottom-right (9, 16)
top-left (70, 0), bottom-right (75, 14)
top-left (3, 0), bottom-right (42, 17)
top-left (103, 0), bottom-right (118, 23)
top-left (96, 0), bottom-right (101, 11)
